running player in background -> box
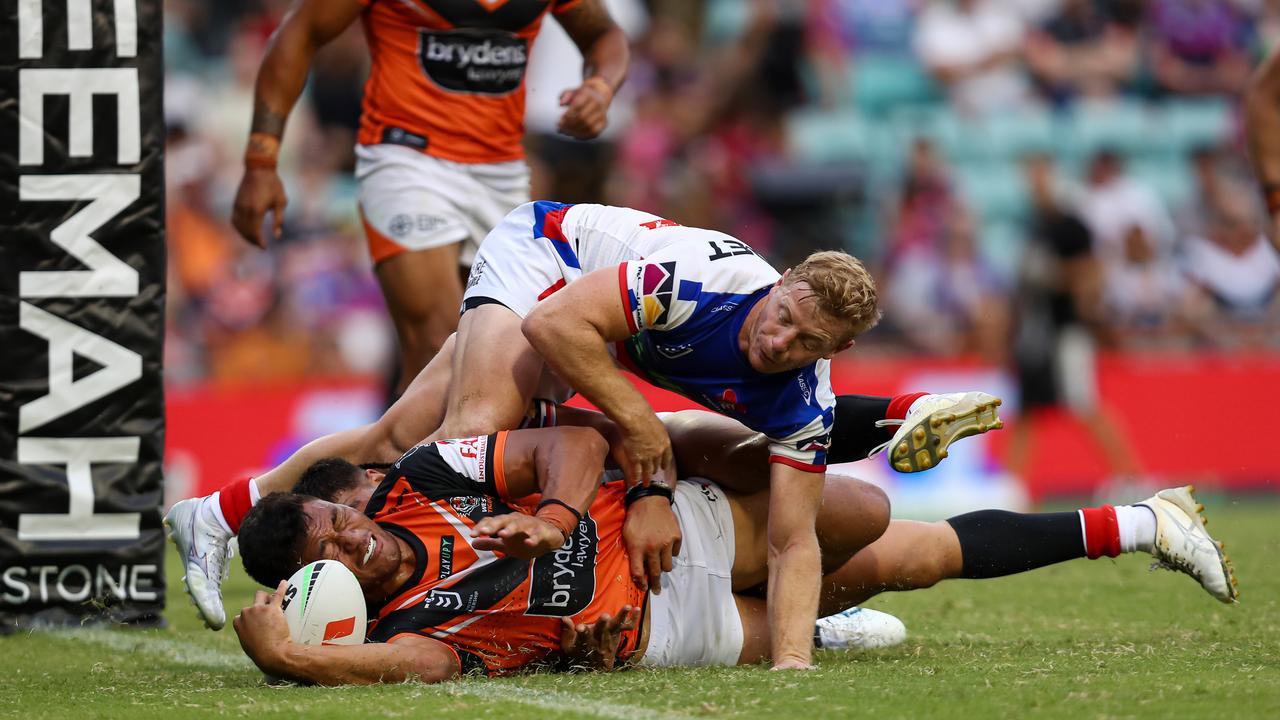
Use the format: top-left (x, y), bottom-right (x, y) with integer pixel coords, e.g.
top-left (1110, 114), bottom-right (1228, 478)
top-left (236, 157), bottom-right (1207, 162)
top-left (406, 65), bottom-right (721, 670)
top-left (229, 0), bottom-right (628, 392)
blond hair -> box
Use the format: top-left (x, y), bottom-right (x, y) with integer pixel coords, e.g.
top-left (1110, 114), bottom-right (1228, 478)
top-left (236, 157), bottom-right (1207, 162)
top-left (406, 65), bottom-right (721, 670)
top-left (784, 251), bottom-right (881, 339)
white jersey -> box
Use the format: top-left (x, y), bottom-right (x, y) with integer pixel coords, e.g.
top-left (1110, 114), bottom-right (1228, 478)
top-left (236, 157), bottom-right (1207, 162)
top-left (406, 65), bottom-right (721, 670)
top-left (465, 202), bottom-right (834, 469)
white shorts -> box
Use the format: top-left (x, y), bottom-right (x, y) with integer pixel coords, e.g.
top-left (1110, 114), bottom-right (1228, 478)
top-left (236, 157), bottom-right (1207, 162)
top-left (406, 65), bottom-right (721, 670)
top-left (640, 479), bottom-right (743, 668)
top-left (355, 144), bottom-right (530, 267)
top-left (463, 202), bottom-right (579, 317)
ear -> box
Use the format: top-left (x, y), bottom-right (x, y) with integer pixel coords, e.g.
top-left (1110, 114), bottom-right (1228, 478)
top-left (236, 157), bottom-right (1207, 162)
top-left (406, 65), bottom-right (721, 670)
top-left (364, 469), bottom-right (384, 487)
top-left (825, 338), bottom-right (855, 358)
top-left (776, 269), bottom-right (791, 287)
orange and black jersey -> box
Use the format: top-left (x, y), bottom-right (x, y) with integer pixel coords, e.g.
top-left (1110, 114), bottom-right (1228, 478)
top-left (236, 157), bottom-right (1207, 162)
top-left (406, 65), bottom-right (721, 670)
top-left (364, 432), bottom-right (644, 675)
top-left (357, 0), bottom-right (583, 163)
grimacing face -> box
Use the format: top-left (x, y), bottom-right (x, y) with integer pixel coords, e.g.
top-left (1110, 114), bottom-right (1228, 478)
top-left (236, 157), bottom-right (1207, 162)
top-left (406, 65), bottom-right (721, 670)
top-left (743, 280), bottom-right (854, 373)
top-left (298, 499), bottom-right (402, 591)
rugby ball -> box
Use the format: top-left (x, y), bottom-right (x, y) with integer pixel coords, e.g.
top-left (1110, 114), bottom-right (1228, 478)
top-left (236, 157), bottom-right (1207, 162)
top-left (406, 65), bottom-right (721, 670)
top-left (281, 560), bottom-right (367, 646)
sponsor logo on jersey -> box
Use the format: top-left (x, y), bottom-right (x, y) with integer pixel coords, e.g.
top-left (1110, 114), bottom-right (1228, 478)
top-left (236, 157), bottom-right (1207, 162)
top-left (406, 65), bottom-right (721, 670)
top-left (449, 495), bottom-right (492, 519)
top-left (639, 218), bottom-right (681, 230)
top-left (709, 302), bottom-right (738, 313)
top-left (418, 29), bottom-right (529, 95)
top-left (656, 343), bottom-right (694, 359)
top-left (698, 482), bottom-right (719, 503)
top-left (706, 388), bottom-right (747, 415)
top-left (438, 536), bottom-right (455, 579)
top-left (796, 433), bottom-right (831, 453)
top-left (797, 375), bottom-right (812, 405)
top-left (526, 514), bottom-right (598, 616)
top-left (636, 262), bottom-right (677, 328)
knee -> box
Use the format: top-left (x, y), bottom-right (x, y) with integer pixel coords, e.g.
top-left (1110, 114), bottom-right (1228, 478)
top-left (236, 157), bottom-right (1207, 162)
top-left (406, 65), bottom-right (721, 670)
top-left (818, 477), bottom-right (891, 561)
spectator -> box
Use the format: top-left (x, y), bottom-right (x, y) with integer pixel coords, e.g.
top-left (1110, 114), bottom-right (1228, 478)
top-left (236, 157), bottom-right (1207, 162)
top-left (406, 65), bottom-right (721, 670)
top-left (1024, 0), bottom-right (1142, 105)
top-left (913, 0), bottom-right (1033, 115)
top-left (1077, 149), bottom-right (1177, 262)
top-left (1147, 0), bottom-right (1255, 96)
top-left (1182, 189), bottom-right (1280, 346)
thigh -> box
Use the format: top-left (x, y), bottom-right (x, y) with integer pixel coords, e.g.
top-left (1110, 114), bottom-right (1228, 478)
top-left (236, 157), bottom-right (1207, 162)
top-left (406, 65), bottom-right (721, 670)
top-left (664, 410), bottom-right (770, 493)
top-left (374, 243), bottom-right (465, 328)
top-left (434, 304), bottom-right (545, 438)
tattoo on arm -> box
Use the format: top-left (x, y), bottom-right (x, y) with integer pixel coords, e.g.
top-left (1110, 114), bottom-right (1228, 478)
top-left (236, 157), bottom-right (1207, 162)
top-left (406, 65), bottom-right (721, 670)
top-left (251, 102), bottom-right (287, 138)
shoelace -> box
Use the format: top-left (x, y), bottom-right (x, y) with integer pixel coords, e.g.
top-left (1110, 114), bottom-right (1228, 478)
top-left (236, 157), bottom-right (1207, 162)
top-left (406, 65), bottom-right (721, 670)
top-left (865, 419), bottom-right (903, 459)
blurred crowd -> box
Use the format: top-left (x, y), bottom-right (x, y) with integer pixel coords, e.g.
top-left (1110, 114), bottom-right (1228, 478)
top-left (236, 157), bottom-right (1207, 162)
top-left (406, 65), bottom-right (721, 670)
top-left (163, 0), bottom-right (1280, 388)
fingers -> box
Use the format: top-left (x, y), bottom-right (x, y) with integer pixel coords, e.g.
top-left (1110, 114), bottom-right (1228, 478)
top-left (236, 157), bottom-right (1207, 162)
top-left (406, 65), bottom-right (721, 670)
top-left (628, 547), bottom-right (648, 592)
top-left (271, 193), bottom-right (287, 240)
top-left (559, 88), bottom-right (575, 107)
top-left (660, 542), bottom-right (673, 574)
top-left (672, 531), bottom-right (683, 558)
top-left (645, 549), bottom-right (662, 595)
top-left (267, 580), bottom-right (288, 606)
top-left (253, 590), bottom-right (270, 606)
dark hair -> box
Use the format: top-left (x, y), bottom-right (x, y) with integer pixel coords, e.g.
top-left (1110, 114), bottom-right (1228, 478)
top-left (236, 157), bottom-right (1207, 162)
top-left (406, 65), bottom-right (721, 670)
top-left (239, 492), bottom-right (314, 587)
top-left (294, 458), bottom-right (364, 502)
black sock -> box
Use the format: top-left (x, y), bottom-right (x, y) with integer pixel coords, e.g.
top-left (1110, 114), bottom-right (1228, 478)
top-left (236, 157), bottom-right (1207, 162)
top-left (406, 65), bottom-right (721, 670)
top-left (828, 394), bottom-right (892, 463)
top-left (947, 510), bottom-right (1085, 579)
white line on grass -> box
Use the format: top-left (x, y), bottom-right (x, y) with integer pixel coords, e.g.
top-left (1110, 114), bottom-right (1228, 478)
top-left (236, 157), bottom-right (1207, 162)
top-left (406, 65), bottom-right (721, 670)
top-left (39, 628), bottom-right (691, 719)
top-left (36, 627), bottom-right (252, 670)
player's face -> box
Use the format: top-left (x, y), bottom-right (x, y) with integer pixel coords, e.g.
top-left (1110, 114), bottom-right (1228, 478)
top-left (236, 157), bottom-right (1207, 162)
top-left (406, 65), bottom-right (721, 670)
top-left (745, 281), bottom-right (851, 373)
top-left (299, 500), bottom-right (401, 591)
top-left (329, 470), bottom-right (385, 514)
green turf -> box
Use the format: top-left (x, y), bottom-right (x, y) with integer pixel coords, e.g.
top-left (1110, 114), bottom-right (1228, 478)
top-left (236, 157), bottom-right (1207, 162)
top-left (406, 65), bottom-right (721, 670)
top-left (2, 499), bottom-right (1277, 719)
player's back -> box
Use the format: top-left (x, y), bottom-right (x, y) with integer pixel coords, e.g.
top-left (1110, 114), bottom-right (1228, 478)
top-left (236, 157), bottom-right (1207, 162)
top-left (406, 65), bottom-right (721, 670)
top-left (560, 203), bottom-right (768, 275)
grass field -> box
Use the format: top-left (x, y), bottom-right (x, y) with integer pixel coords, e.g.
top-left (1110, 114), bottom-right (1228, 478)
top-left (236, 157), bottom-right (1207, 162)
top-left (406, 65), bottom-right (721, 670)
top-left (3, 497), bottom-right (1278, 719)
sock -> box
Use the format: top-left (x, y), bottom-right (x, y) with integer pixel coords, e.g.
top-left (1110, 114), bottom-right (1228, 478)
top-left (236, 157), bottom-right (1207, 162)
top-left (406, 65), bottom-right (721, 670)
top-left (210, 476), bottom-right (260, 534)
top-left (827, 392), bottom-right (928, 463)
top-left (1114, 504), bottom-right (1156, 554)
top-left (948, 510), bottom-right (1085, 578)
top-left (889, 392), bottom-right (930, 422)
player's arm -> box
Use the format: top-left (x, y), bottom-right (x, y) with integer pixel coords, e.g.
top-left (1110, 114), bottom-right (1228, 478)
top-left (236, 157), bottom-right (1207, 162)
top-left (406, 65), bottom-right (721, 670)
top-left (1245, 48), bottom-right (1280, 251)
top-left (470, 427), bottom-right (610, 559)
top-left (231, 0), bottom-right (365, 246)
top-left (553, 0), bottom-right (629, 140)
top-left (522, 266), bottom-right (672, 486)
top-left (765, 463), bottom-right (825, 670)
top-left (234, 582), bottom-right (460, 685)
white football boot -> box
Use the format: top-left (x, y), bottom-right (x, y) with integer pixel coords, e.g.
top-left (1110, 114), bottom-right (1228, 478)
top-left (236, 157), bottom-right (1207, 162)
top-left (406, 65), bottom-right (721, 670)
top-left (1137, 486), bottom-right (1239, 603)
top-left (164, 496), bottom-right (234, 629)
top-left (814, 607), bottom-right (907, 650)
top-left (870, 392), bottom-right (1003, 473)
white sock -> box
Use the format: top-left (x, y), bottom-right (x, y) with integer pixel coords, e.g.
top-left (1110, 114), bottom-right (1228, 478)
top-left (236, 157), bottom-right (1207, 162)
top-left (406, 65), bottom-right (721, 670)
top-left (1115, 504), bottom-right (1156, 554)
top-left (202, 492), bottom-right (233, 534)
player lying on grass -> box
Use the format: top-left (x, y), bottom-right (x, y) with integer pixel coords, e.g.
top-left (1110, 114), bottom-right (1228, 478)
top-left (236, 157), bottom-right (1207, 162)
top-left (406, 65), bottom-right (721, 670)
top-left (170, 339), bottom-right (1001, 633)
top-left (230, 424), bottom-right (1237, 685)
top-left (176, 201), bottom-right (1005, 669)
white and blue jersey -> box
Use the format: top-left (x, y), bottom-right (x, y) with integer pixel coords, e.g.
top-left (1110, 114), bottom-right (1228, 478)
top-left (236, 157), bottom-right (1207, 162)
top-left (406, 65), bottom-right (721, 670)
top-left (464, 201), bottom-right (835, 470)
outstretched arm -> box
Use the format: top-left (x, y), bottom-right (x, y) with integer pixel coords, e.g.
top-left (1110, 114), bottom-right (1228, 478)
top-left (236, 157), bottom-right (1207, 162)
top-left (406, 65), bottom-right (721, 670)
top-left (1246, 48), bottom-right (1280, 252)
top-left (765, 463), bottom-right (824, 670)
top-left (234, 581), bottom-right (460, 685)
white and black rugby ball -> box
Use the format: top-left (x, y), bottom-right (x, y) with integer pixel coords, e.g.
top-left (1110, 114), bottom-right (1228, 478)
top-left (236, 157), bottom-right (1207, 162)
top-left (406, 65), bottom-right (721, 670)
top-left (281, 560), bottom-right (367, 646)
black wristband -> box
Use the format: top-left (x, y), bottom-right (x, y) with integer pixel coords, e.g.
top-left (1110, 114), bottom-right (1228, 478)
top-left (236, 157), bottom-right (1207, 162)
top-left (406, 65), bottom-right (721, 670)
top-left (536, 498), bottom-right (583, 524)
top-left (625, 483), bottom-right (674, 508)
